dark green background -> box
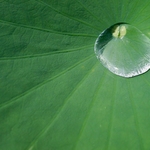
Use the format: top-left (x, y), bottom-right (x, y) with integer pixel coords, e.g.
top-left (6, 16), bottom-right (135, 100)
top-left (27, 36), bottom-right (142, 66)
top-left (1, 0), bottom-right (150, 150)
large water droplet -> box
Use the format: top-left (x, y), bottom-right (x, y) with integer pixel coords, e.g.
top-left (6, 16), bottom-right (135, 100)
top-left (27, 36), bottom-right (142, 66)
top-left (94, 23), bottom-right (150, 77)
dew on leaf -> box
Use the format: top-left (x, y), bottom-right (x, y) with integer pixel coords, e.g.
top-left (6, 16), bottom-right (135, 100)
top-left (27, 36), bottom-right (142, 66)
top-left (94, 23), bottom-right (150, 78)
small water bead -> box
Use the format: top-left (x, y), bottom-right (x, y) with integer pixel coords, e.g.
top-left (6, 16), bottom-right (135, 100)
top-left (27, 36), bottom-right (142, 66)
top-left (94, 23), bottom-right (150, 78)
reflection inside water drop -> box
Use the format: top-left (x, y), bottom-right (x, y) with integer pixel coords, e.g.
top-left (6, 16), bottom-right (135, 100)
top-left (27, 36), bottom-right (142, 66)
top-left (94, 23), bottom-right (150, 78)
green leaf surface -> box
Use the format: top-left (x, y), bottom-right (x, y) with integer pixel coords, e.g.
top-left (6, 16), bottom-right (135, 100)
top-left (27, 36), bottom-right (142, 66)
top-left (1, 0), bottom-right (150, 150)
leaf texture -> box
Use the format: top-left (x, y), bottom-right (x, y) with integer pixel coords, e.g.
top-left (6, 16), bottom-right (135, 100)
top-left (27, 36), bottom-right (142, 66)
top-left (1, 0), bottom-right (150, 150)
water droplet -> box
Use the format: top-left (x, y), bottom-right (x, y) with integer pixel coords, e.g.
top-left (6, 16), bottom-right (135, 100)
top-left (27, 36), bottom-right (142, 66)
top-left (94, 23), bottom-right (150, 77)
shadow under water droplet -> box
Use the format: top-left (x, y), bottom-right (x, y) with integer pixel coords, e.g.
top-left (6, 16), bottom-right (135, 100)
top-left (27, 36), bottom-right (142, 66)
top-left (94, 23), bottom-right (150, 78)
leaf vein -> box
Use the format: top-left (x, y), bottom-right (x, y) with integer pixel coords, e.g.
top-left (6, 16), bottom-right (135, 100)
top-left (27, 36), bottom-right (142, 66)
top-left (127, 81), bottom-right (145, 150)
top-left (0, 20), bottom-right (96, 37)
top-left (34, 0), bottom-right (100, 31)
top-left (105, 78), bottom-right (117, 150)
top-left (0, 54), bottom-right (94, 110)
top-left (26, 59), bottom-right (99, 150)
top-left (73, 68), bottom-right (107, 150)
top-left (0, 45), bottom-right (94, 60)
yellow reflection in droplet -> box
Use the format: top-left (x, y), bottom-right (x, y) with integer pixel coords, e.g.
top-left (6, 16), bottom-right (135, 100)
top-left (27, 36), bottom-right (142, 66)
top-left (112, 25), bottom-right (127, 39)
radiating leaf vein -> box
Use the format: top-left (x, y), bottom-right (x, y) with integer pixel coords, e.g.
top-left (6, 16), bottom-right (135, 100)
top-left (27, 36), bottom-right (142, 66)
top-left (127, 81), bottom-right (145, 150)
top-left (0, 54), bottom-right (94, 110)
top-left (0, 45), bottom-right (94, 60)
top-left (73, 69), bottom-right (107, 150)
top-left (26, 59), bottom-right (100, 150)
top-left (105, 79), bottom-right (117, 150)
top-left (0, 20), bottom-right (96, 37)
top-left (34, 0), bottom-right (101, 31)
